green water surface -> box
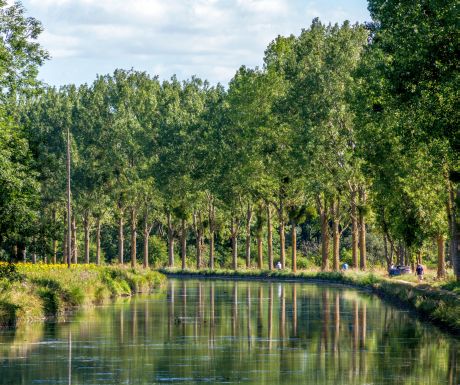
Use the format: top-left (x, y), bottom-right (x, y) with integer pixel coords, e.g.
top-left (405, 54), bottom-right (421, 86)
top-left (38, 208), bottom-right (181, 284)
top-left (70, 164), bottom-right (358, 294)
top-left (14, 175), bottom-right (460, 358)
top-left (0, 279), bottom-right (458, 384)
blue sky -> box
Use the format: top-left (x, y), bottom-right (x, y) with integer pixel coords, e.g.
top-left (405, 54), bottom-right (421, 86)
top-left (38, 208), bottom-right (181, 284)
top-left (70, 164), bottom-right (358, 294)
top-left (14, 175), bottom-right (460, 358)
top-left (21, 0), bottom-right (371, 87)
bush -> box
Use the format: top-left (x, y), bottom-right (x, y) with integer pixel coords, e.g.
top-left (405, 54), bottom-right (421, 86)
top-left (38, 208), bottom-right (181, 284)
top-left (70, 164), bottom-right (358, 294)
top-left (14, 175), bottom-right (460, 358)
top-left (0, 263), bottom-right (23, 282)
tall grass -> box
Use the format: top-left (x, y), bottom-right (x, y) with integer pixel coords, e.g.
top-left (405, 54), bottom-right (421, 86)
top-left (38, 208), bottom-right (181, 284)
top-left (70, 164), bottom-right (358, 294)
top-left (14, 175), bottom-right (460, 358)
top-left (0, 263), bottom-right (165, 327)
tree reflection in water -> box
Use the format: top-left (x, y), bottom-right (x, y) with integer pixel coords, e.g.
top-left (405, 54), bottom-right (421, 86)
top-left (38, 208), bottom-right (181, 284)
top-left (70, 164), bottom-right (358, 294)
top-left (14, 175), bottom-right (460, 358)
top-left (0, 279), bottom-right (458, 385)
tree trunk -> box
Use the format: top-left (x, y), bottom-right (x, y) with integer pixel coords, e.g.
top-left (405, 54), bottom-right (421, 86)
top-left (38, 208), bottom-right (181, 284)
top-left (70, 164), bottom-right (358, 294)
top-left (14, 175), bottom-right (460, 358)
top-left (359, 187), bottom-right (367, 271)
top-left (181, 218), bottom-right (187, 271)
top-left (257, 233), bottom-right (263, 269)
top-left (167, 211), bottom-right (174, 268)
top-left (452, 184), bottom-right (460, 281)
top-left (95, 217), bottom-right (101, 265)
top-left (278, 198), bottom-right (285, 268)
top-left (71, 216), bottom-right (78, 264)
top-left (291, 219), bottom-right (297, 273)
top-left (62, 210), bottom-right (67, 264)
top-left (209, 202), bottom-right (215, 270)
top-left (246, 203), bottom-right (252, 268)
top-left (331, 198), bottom-right (340, 272)
top-left (143, 229), bottom-right (149, 269)
top-left (398, 242), bottom-right (404, 265)
top-left (267, 204), bottom-right (273, 270)
top-left (193, 211), bottom-right (203, 270)
top-left (231, 216), bottom-right (238, 270)
top-left (66, 126), bottom-right (72, 268)
top-left (131, 207), bottom-right (137, 268)
top-left (12, 244), bottom-right (17, 262)
top-left (383, 234), bottom-right (392, 271)
top-left (350, 187), bottom-right (358, 268)
top-left (32, 251), bottom-right (37, 264)
top-left (21, 246), bottom-right (26, 263)
top-left (197, 232), bottom-right (202, 270)
top-left (84, 212), bottom-right (90, 264)
top-left (320, 196), bottom-right (330, 271)
top-left (437, 234), bottom-right (446, 279)
top-left (209, 232), bottom-right (214, 270)
top-left (51, 209), bottom-right (57, 264)
top-left (52, 240), bottom-right (57, 265)
top-left (119, 212), bottom-right (124, 265)
top-left (143, 210), bottom-right (150, 269)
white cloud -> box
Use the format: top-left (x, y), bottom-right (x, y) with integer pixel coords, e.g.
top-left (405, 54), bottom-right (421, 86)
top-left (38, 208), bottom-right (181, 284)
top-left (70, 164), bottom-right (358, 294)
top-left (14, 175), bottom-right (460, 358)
top-left (21, 0), bottom-right (370, 86)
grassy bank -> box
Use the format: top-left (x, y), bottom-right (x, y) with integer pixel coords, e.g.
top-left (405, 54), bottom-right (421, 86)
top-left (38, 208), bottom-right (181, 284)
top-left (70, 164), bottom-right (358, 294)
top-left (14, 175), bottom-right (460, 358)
top-left (0, 263), bottom-right (165, 327)
top-left (161, 267), bottom-right (460, 334)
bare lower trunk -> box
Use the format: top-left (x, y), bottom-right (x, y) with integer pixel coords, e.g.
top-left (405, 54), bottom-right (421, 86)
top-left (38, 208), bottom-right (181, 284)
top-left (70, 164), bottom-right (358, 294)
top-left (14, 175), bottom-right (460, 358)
top-left (167, 212), bottom-right (174, 267)
top-left (231, 217), bottom-right (238, 270)
top-left (383, 234), bottom-right (392, 271)
top-left (453, 184), bottom-right (460, 281)
top-left (96, 217), bottom-right (101, 265)
top-left (196, 232), bottom-right (202, 269)
top-left (63, 213), bottom-right (67, 264)
top-left (246, 203), bottom-right (252, 268)
top-left (71, 216), bottom-right (78, 264)
top-left (351, 187), bottom-right (358, 268)
top-left (84, 212), bottom-right (90, 264)
top-left (51, 209), bottom-right (57, 264)
top-left (193, 211), bottom-right (203, 270)
top-left (331, 198), bottom-right (340, 272)
top-left (257, 234), bottom-right (263, 269)
top-left (437, 235), bottom-right (446, 278)
top-left (52, 240), bottom-right (57, 264)
top-left (22, 246), bottom-right (26, 263)
top-left (320, 196), bottom-right (330, 271)
top-left (278, 199), bottom-right (285, 268)
top-left (119, 213), bottom-right (124, 265)
top-left (332, 219), bottom-right (340, 272)
top-left (143, 210), bottom-right (151, 269)
top-left (398, 242), bottom-right (404, 265)
top-left (359, 187), bottom-right (367, 271)
top-left (32, 251), bottom-right (37, 264)
top-left (291, 220), bottom-right (297, 273)
top-left (181, 218), bottom-right (187, 271)
top-left (209, 232), bottom-right (214, 269)
top-left (267, 204), bottom-right (273, 270)
top-left (209, 202), bottom-right (215, 270)
top-left (143, 229), bottom-right (149, 269)
top-left (131, 208), bottom-right (137, 268)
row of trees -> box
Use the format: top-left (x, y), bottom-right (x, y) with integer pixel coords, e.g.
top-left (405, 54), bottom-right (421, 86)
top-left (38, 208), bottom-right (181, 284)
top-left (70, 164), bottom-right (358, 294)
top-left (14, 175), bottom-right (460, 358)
top-left (0, 1), bottom-right (458, 278)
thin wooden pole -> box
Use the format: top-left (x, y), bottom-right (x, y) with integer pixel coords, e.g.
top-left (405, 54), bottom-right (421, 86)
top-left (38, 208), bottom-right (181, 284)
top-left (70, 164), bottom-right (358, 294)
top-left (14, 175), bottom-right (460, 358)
top-left (66, 126), bottom-right (72, 269)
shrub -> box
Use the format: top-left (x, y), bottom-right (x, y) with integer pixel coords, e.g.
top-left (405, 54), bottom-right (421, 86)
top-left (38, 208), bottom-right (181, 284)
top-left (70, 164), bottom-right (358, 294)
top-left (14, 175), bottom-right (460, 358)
top-left (0, 263), bottom-right (23, 282)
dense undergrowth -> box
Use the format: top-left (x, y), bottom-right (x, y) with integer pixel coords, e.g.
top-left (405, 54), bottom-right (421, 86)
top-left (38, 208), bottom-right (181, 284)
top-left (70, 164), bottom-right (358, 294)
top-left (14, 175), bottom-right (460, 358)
top-left (161, 268), bottom-right (460, 334)
top-left (0, 263), bottom-right (165, 327)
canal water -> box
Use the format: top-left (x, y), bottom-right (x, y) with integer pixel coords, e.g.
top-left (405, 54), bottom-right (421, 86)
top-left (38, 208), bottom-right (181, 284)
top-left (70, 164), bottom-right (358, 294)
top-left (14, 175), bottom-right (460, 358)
top-left (0, 279), bottom-right (458, 384)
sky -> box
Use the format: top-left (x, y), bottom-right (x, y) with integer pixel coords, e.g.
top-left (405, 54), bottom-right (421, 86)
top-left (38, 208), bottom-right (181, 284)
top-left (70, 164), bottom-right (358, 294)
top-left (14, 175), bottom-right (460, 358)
top-left (20, 0), bottom-right (371, 87)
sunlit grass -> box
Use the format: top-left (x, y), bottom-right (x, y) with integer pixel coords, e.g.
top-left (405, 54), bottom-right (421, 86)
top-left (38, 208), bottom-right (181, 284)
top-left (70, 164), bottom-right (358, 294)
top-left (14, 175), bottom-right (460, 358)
top-left (0, 263), bottom-right (166, 327)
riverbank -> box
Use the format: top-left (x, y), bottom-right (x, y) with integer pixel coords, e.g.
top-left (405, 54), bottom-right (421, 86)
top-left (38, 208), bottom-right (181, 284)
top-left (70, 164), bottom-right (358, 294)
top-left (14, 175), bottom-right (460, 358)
top-left (0, 263), bottom-right (165, 327)
top-left (160, 268), bottom-right (460, 335)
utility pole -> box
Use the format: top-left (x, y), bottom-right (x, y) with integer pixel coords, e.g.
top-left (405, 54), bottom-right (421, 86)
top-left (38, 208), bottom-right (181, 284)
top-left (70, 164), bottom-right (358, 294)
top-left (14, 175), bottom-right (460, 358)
top-left (66, 126), bottom-right (72, 269)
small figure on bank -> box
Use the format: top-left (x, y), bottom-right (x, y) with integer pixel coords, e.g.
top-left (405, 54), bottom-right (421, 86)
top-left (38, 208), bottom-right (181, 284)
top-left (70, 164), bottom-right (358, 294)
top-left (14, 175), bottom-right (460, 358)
top-left (341, 262), bottom-right (349, 271)
top-left (416, 264), bottom-right (424, 282)
top-left (276, 261), bottom-right (282, 270)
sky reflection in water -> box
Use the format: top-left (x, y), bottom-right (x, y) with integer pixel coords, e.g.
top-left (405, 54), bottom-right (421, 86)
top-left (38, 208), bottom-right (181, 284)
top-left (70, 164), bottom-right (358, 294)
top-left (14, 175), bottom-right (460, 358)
top-left (0, 279), bottom-right (458, 385)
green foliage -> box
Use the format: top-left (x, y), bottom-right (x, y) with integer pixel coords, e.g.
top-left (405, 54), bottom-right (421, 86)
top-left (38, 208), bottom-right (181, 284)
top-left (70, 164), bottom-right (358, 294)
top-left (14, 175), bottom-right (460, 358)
top-left (0, 263), bottom-right (22, 281)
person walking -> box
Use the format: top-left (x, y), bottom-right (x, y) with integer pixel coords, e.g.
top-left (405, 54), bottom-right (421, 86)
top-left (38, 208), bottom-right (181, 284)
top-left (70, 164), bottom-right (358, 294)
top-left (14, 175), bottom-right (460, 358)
top-left (416, 264), bottom-right (424, 282)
